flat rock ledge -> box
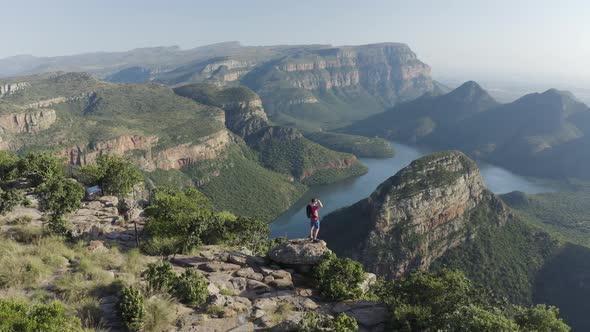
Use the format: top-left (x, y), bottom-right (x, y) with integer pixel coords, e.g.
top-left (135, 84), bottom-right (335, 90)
top-left (269, 238), bottom-right (330, 265)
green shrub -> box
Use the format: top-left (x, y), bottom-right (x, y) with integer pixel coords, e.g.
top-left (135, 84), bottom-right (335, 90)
top-left (144, 260), bottom-right (177, 292)
top-left (174, 268), bottom-right (209, 307)
top-left (514, 305), bottom-right (570, 332)
top-left (143, 295), bottom-right (176, 332)
top-left (224, 216), bottom-right (270, 255)
top-left (144, 188), bottom-right (211, 254)
top-left (374, 269), bottom-right (571, 332)
top-left (0, 150), bottom-right (20, 182)
top-left (79, 153), bottom-right (143, 195)
top-left (297, 311), bottom-right (358, 332)
top-left (118, 286), bottom-right (145, 332)
top-left (0, 299), bottom-right (82, 332)
top-left (314, 252), bottom-right (365, 300)
top-left (18, 152), bottom-right (65, 186)
top-left (0, 188), bottom-right (22, 215)
top-left (36, 177), bottom-right (84, 236)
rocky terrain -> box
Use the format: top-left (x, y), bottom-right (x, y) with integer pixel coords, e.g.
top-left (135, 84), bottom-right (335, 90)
top-left (0, 195), bottom-right (387, 332)
top-left (321, 151), bottom-right (511, 278)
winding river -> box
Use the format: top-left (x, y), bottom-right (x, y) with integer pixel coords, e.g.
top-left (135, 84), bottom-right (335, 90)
top-left (270, 141), bottom-right (563, 238)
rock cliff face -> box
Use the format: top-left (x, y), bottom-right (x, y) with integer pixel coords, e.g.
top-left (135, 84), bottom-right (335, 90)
top-left (322, 151), bottom-right (511, 278)
top-left (247, 43), bottom-right (433, 106)
top-left (62, 129), bottom-right (233, 171)
top-left (0, 109), bottom-right (57, 134)
top-left (0, 82), bottom-right (29, 97)
top-left (221, 95), bottom-right (269, 138)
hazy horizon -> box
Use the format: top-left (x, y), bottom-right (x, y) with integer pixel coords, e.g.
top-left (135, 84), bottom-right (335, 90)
top-left (2, 0), bottom-right (590, 86)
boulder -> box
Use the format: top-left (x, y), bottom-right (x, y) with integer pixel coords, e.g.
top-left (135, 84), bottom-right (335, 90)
top-left (268, 238), bottom-right (330, 265)
top-left (99, 196), bottom-right (119, 207)
top-left (87, 240), bottom-right (108, 253)
top-left (199, 261), bottom-right (242, 273)
top-left (332, 301), bottom-right (389, 328)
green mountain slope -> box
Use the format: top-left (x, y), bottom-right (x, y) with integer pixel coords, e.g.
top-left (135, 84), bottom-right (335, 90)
top-left (321, 151), bottom-right (590, 331)
top-left (303, 131), bottom-right (394, 158)
top-left (345, 81), bottom-right (590, 180)
top-left (173, 83), bottom-right (369, 185)
top-left (0, 73), bottom-right (306, 220)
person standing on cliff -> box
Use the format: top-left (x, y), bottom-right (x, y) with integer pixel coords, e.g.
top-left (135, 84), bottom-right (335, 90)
top-left (307, 198), bottom-right (323, 242)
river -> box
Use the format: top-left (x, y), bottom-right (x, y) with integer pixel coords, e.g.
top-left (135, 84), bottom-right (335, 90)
top-left (270, 141), bottom-right (563, 238)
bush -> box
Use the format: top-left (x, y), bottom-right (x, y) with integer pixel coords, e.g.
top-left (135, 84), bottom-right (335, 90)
top-left (0, 151), bottom-right (20, 182)
top-left (36, 177), bottom-right (84, 236)
top-left (514, 305), bottom-right (570, 332)
top-left (297, 311), bottom-right (358, 332)
top-left (0, 299), bottom-right (82, 332)
top-left (18, 152), bottom-right (65, 186)
top-left (118, 286), bottom-right (145, 332)
top-left (144, 260), bottom-right (177, 292)
top-left (373, 269), bottom-right (571, 332)
top-left (144, 188), bottom-right (211, 254)
top-left (314, 252), bottom-right (365, 300)
top-left (79, 154), bottom-right (143, 195)
top-left (174, 268), bottom-right (209, 307)
top-left (0, 188), bottom-right (22, 215)
top-left (224, 216), bottom-right (270, 255)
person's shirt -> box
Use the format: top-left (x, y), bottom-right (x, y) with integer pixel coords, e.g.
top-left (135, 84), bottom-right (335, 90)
top-left (310, 205), bottom-right (320, 221)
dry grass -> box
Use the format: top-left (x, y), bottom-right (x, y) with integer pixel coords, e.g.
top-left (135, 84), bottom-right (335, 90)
top-left (143, 294), bottom-right (177, 332)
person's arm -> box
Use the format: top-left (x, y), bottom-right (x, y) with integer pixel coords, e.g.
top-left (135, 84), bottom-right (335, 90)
top-left (317, 199), bottom-right (324, 208)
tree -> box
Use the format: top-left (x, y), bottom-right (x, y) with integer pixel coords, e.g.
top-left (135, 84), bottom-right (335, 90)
top-left (36, 177), bottom-right (84, 235)
top-left (224, 216), bottom-right (269, 255)
top-left (18, 152), bottom-right (65, 186)
top-left (143, 188), bottom-right (212, 254)
top-left (79, 154), bottom-right (143, 195)
top-left (314, 252), bottom-right (365, 300)
top-left (0, 188), bottom-right (22, 215)
top-left (514, 305), bottom-right (570, 332)
top-left (0, 151), bottom-right (20, 183)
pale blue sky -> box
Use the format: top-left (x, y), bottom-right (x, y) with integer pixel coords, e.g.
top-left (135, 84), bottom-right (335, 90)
top-left (2, 0), bottom-right (589, 84)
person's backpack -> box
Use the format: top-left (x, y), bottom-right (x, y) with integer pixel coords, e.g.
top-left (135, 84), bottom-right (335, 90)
top-left (306, 204), bottom-right (313, 219)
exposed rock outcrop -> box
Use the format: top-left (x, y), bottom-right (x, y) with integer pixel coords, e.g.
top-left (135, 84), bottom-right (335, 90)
top-left (322, 151), bottom-right (511, 278)
top-left (269, 238), bottom-right (330, 265)
top-left (61, 129), bottom-right (233, 171)
top-left (221, 94), bottom-right (269, 138)
top-left (0, 109), bottom-right (57, 134)
top-left (0, 82), bottom-right (29, 97)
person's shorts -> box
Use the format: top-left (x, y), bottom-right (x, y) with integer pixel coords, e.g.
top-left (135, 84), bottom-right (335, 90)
top-left (310, 220), bottom-right (320, 230)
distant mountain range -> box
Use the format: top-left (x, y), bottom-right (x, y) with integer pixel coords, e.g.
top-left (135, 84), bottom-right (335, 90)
top-left (344, 81), bottom-right (590, 179)
top-left (0, 42), bottom-right (446, 130)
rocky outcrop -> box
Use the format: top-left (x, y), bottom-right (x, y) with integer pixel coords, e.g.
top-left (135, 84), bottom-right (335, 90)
top-left (221, 95), bottom-right (269, 138)
top-left (62, 135), bottom-right (159, 166)
top-left (62, 129), bottom-right (233, 171)
top-left (257, 43), bottom-right (434, 105)
top-left (150, 129), bottom-right (233, 170)
top-left (0, 109), bottom-right (57, 134)
top-left (322, 151), bottom-right (511, 279)
top-left (0, 82), bottom-right (29, 97)
top-left (269, 238), bottom-right (330, 265)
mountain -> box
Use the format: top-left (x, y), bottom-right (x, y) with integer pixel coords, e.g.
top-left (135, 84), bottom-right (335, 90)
top-left (343, 81), bottom-right (499, 142)
top-left (173, 83), bottom-right (368, 185)
top-left (0, 42), bottom-right (439, 130)
top-left (0, 72), bottom-right (307, 219)
top-left (321, 150), bottom-right (590, 330)
top-left (346, 81), bottom-right (590, 180)
top-left (321, 151), bottom-right (509, 278)
top-left (240, 43), bottom-right (438, 130)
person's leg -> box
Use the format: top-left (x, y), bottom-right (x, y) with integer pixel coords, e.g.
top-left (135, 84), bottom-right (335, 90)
top-left (313, 221), bottom-right (320, 241)
top-left (309, 221), bottom-right (314, 239)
